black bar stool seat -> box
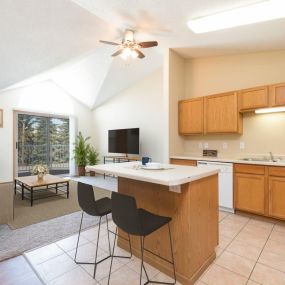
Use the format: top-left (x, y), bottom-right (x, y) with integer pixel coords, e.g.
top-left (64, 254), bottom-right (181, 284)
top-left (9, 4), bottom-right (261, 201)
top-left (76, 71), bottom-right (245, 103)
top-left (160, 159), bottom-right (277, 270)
top-left (138, 209), bottom-right (171, 237)
top-left (92, 197), bottom-right (112, 216)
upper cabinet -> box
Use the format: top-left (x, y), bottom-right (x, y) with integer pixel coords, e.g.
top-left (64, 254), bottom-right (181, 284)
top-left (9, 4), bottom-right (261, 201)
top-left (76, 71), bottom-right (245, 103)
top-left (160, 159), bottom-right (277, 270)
top-left (179, 98), bottom-right (204, 135)
top-left (239, 86), bottom-right (269, 112)
top-left (178, 81), bottom-right (285, 136)
top-left (205, 92), bottom-right (242, 134)
top-left (270, 83), bottom-right (285, 107)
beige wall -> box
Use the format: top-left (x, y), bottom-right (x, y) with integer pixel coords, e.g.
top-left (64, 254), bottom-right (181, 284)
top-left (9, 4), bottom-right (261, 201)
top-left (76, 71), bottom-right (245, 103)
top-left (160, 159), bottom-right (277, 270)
top-left (92, 68), bottom-right (168, 163)
top-left (185, 50), bottom-right (285, 98)
top-left (0, 81), bottom-right (93, 182)
top-left (168, 49), bottom-right (185, 156)
top-left (175, 50), bottom-right (285, 156)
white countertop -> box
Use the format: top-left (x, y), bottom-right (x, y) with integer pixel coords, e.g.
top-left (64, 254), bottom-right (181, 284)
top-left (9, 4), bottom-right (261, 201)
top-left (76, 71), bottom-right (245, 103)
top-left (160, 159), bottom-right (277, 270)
top-left (86, 162), bottom-right (219, 187)
top-left (171, 155), bottom-right (285, 167)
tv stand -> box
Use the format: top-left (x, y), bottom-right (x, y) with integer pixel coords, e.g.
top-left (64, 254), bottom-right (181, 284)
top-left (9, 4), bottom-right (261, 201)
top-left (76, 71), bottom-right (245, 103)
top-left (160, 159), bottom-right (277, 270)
top-left (103, 155), bottom-right (141, 179)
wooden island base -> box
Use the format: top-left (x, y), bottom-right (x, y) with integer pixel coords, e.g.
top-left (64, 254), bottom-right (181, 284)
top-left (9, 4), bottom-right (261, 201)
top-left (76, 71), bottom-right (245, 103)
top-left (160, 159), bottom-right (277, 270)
top-left (117, 175), bottom-right (218, 285)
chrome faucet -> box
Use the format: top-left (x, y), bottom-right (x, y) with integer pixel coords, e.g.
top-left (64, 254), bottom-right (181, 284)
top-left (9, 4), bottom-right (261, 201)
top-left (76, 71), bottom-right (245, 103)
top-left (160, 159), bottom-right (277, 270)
top-left (269, 152), bottom-right (274, 161)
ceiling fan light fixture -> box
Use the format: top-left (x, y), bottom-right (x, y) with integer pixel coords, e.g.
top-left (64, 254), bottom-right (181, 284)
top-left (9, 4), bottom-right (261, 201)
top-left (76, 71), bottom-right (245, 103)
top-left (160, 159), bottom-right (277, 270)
top-left (124, 30), bottom-right (134, 42)
top-left (120, 48), bottom-right (134, 60)
top-left (131, 49), bottom-right (139, 59)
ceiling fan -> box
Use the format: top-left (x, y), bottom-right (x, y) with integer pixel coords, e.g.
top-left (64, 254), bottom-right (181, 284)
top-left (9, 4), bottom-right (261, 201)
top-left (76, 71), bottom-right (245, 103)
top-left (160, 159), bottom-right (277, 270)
top-left (99, 30), bottom-right (158, 60)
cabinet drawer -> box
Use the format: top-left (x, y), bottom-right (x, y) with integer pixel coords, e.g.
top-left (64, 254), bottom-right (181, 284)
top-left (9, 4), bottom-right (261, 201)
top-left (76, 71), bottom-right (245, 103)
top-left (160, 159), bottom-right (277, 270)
top-left (234, 163), bottom-right (265, 175)
top-left (268, 166), bottom-right (285, 177)
top-left (170, 159), bottom-right (197, 166)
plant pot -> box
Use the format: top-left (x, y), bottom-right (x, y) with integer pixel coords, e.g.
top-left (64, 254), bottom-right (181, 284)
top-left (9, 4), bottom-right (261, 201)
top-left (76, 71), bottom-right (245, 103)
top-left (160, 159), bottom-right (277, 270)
top-left (37, 173), bottom-right (44, 181)
top-left (78, 166), bottom-right (86, 176)
top-left (90, 171), bottom-right (96, 177)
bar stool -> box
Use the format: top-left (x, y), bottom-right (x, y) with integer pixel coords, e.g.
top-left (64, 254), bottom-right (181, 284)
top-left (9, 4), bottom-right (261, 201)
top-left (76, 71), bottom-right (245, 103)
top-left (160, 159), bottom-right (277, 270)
top-left (74, 182), bottom-right (112, 279)
top-left (75, 182), bottom-right (132, 279)
top-left (108, 192), bottom-right (176, 285)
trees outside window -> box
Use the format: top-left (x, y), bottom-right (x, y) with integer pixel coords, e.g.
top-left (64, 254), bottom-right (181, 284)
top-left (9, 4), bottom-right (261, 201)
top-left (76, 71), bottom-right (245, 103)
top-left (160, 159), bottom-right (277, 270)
top-left (17, 113), bottom-right (69, 176)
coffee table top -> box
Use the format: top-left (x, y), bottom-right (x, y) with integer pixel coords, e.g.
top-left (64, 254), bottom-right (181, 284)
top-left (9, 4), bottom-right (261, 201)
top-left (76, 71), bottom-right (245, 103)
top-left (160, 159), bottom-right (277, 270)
top-left (15, 174), bottom-right (69, 187)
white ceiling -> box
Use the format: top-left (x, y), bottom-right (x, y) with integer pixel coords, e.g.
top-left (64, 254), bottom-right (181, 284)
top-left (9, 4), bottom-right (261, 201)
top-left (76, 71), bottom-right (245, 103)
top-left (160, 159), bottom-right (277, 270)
top-left (2, 0), bottom-right (285, 108)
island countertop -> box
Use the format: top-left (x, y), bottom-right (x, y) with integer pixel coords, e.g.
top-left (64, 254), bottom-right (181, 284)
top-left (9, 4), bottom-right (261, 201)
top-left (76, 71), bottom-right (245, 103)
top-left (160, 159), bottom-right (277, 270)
top-left (86, 161), bottom-right (219, 188)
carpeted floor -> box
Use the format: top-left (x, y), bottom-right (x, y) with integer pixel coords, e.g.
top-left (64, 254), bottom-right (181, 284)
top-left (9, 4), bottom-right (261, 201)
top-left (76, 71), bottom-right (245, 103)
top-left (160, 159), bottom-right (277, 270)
top-left (0, 175), bottom-right (117, 262)
top-left (9, 180), bottom-right (111, 229)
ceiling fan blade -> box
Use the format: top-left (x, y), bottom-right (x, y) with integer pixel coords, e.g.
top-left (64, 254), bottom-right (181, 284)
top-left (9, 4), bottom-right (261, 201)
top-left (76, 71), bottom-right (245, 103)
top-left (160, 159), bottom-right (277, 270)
top-left (138, 41), bottom-right (158, 48)
top-left (112, 49), bottom-right (124, 57)
top-left (134, 49), bottom-right (145, 59)
top-left (99, 40), bottom-right (120, 46)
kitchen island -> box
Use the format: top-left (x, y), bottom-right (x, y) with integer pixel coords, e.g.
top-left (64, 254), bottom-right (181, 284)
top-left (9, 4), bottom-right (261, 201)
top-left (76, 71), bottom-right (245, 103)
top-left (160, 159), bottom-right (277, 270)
top-left (86, 162), bottom-right (219, 285)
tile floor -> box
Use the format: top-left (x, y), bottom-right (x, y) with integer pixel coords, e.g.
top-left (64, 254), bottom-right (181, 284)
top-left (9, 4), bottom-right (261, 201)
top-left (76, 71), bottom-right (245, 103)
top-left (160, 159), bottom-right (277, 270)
top-left (23, 211), bottom-right (285, 285)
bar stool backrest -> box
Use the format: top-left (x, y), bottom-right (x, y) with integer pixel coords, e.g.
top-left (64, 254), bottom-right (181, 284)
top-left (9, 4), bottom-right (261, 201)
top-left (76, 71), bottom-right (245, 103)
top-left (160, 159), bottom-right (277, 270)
top-left (111, 192), bottom-right (142, 236)
top-left (77, 182), bottom-right (98, 216)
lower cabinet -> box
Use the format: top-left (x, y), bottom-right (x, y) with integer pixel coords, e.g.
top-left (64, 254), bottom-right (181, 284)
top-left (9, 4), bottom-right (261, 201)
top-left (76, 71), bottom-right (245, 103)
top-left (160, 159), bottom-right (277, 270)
top-left (234, 164), bottom-right (285, 220)
top-left (235, 173), bottom-right (265, 215)
top-left (269, 177), bottom-right (285, 219)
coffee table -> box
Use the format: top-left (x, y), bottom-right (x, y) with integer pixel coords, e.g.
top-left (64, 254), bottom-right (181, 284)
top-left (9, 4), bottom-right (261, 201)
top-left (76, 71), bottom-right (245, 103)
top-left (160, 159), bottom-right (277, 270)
top-left (14, 174), bottom-right (69, 206)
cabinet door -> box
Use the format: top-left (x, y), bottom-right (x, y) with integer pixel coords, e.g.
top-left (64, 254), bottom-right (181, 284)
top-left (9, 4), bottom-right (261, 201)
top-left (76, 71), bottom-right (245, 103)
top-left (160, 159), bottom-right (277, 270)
top-left (270, 83), bottom-right (285, 106)
top-left (239, 86), bottom-right (269, 111)
top-left (269, 177), bottom-right (285, 220)
top-left (205, 92), bottom-right (242, 134)
top-left (235, 173), bottom-right (265, 214)
top-left (179, 98), bottom-right (204, 135)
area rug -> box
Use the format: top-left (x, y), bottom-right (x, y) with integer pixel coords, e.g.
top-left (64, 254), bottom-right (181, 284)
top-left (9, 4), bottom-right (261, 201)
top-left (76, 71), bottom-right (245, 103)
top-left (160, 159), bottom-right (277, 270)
top-left (0, 176), bottom-right (116, 261)
top-left (8, 180), bottom-right (111, 229)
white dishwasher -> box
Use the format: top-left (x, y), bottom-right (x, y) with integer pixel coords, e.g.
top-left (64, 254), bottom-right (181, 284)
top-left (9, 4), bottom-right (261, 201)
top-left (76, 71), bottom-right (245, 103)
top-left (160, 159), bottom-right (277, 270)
top-left (197, 161), bottom-right (234, 213)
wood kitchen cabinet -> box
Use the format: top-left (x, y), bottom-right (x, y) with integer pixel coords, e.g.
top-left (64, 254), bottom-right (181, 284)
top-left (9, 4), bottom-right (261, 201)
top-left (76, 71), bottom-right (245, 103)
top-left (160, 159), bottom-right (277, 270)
top-left (170, 158), bottom-right (197, 166)
top-left (235, 173), bottom-right (265, 215)
top-left (269, 177), bottom-right (285, 219)
top-left (179, 98), bottom-right (204, 135)
top-left (268, 166), bottom-right (285, 219)
top-left (270, 83), bottom-right (285, 106)
top-left (239, 86), bottom-right (269, 111)
top-left (205, 92), bottom-right (242, 134)
top-left (234, 164), bottom-right (285, 221)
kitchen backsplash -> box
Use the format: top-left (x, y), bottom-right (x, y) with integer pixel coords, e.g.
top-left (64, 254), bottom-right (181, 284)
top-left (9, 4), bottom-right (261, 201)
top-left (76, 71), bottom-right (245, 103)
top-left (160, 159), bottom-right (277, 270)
top-left (181, 112), bottom-right (285, 157)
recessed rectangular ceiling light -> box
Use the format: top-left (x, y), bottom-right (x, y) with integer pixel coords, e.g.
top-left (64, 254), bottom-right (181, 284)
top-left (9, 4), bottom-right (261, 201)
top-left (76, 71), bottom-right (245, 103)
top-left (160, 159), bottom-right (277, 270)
top-left (187, 0), bottom-right (285, 33)
top-left (255, 107), bottom-right (285, 114)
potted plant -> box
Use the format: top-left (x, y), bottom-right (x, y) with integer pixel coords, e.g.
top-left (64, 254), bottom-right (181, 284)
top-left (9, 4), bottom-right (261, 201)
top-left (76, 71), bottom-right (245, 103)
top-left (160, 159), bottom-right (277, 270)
top-left (31, 164), bottom-right (49, 181)
top-left (88, 146), bottom-right (100, 176)
top-left (73, 132), bottom-right (90, 176)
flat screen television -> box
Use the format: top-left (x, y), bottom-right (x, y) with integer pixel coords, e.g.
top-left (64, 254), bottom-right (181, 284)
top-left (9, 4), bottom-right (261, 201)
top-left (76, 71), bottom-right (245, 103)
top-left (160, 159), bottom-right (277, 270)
top-left (108, 128), bottom-right (140, 155)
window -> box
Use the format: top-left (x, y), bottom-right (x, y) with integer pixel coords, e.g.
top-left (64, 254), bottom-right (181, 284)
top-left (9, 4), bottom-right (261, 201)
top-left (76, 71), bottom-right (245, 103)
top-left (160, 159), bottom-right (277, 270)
top-left (16, 113), bottom-right (69, 176)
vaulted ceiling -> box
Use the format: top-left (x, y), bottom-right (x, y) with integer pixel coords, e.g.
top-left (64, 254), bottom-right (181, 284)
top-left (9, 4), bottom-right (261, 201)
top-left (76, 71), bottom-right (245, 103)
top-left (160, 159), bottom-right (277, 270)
top-left (1, 0), bottom-right (285, 108)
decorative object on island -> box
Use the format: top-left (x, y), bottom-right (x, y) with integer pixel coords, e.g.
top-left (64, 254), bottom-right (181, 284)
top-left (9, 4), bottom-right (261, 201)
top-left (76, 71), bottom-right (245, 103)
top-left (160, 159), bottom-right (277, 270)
top-left (0, 109), bottom-right (3, 128)
top-left (87, 146), bottom-right (99, 176)
top-left (73, 132), bottom-right (90, 176)
top-left (31, 164), bottom-right (49, 181)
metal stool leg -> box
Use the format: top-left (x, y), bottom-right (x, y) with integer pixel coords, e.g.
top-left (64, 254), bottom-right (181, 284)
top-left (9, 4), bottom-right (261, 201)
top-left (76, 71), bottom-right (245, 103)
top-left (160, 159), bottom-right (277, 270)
top-left (74, 211), bottom-right (84, 262)
top-left (106, 215), bottom-right (112, 255)
top-left (93, 216), bottom-right (102, 278)
top-left (168, 223), bottom-right (177, 284)
top-left (140, 236), bottom-right (150, 285)
top-left (140, 223), bottom-right (176, 285)
top-left (107, 227), bottom-right (118, 285)
top-left (75, 213), bottom-right (112, 281)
